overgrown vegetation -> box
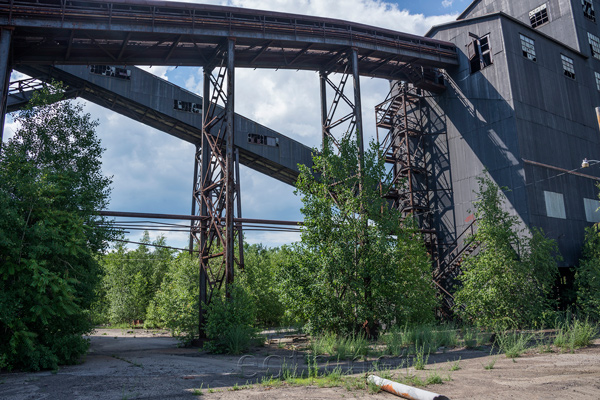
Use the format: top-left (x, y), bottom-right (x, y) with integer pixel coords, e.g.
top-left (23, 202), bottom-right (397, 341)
top-left (281, 136), bottom-right (436, 335)
top-left (454, 174), bottom-right (561, 329)
top-left (576, 223), bottom-right (600, 321)
top-left (0, 83), bottom-right (118, 371)
top-left (203, 285), bottom-right (258, 354)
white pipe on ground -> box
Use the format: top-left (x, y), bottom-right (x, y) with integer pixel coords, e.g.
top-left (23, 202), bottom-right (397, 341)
top-left (367, 375), bottom-right (450, 400)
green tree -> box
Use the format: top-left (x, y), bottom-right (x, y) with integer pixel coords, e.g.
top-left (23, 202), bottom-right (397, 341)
top-left (281, 136), bottom-right (436, 335)
top-left (454, 174), bottom-right (560, 329)
top-left (145, 252), bottom-right (199, 343)
top-left (100, 232), bottom-right (174, 324)
top-left (0, 83), bottom-right (117, 370)
top-left (237, 243), bottom-right (285, 327)
top-left (576, 224), bottom-right (600, 321)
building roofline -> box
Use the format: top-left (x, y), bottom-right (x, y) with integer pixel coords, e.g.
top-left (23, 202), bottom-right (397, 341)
top-left (426, 11), bottom-right (588, 59)
top-left (457, 0), bottom-right (482, 20)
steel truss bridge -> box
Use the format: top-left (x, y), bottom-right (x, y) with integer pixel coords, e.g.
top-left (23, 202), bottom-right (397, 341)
top-left (0, 0), bottom-right (458, 334)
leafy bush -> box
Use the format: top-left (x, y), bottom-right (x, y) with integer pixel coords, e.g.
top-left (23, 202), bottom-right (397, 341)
top-left (145, 254), bottom-right (199, 344)
top-left (283, 137), bottom-right (436, 335)
top-left (0, 83), bottom-right (118, 370)
top-left (237, 244), bottom-right (285, 327)
top-left (576, 224), bottom-right (600, 321)
top-left (203, 285), bottom-right (257, 354)
top-left (454, 174), bottom-right (560, 329)
top-left (100, 233), bottom-right (174, 325)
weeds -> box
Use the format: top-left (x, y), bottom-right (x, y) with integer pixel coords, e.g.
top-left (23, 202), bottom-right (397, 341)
top-left (425, 370), bottom-right (444, 385)
top-left (192, 383), bottom-right (204, 396)
top-left (554, 319), bottom-right (598, 351)
top-left (495, 331), bottom-right (534, 358)
top-left (483, 347), bottom-right (499, 369)
top-left (449, 357), bottom-right (461, 371)
top-left (309, 333), bottom-right (369, 360)
top-left (412, 345), bottom-right (429, 370)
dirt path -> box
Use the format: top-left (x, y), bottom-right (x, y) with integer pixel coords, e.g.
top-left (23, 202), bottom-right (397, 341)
top-left (0, 330), bottom-right (599, 399)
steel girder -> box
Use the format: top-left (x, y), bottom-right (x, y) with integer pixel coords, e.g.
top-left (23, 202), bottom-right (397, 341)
top-left (320, 48), bottom-right (365, 161)
top-left (189, 39), bottom-right (242, 336)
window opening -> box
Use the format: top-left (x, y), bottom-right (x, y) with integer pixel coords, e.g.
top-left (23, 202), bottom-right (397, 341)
top-left (584, 198), bottom-right (600, 222)
top-left (520, 34), bottom-right (537, 61)
top-left (544, 191), bottom-right (566, 219)
top-left (595, 71), bottom-right (600, 90)
top-left (90, 65), bottom-right (131, 80)
top-left (583, 0), bottom-right (596, 22)
top-left (173, 100), bottom-right (201, 114)
top-left (529, 4), bottom-right (549, 28)
top-left (248, 133), bottom-right (278, 147)
top-left (561, 55), bottom-right (575, 79)
top-left (588, 32), bottom-right (600, 59)
top-left (467, 34), bottom-right (493, 73)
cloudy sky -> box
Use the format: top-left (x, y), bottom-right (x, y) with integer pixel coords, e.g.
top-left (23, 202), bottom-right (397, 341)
top-left (3, 0), bottom-right (468, 250)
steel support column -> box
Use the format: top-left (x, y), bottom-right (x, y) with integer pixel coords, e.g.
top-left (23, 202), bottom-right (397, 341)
top-left (191, 38), bottom-right (241, 338)
top-left (320, 49), bottom-right (363, 157)
top-left (0, 28), bottom-right (13, 147)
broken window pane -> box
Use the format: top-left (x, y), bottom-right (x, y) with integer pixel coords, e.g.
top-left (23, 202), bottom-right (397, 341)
top-left (588, 32), bottom-right (600, 59)
top-left (583, 0), bottom-right (596, 22)
top-left (520, 34), bottom-right (537, 62)
top-left (561, 54), bottom-right (575, 79)
top-left (529, 4), bottom-right (549, 28)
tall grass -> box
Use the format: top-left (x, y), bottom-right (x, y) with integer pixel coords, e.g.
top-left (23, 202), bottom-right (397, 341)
top-left (461, 326), bottom-right (490, 348)
top-left (554, 319), bottom-right (598, 351)
top-left (309, 333), bottom-right (369, 359)
top-left (495, 331), bottom-right (534, 358)
top-left (383, 324), bottom-right (458, 356)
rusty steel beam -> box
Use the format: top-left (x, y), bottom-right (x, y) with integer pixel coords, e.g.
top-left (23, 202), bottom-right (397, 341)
top-left (189, 38), bottom-right (242, 337)
top-left (98, 211), bottom-right (302, 226)
top-left (320, 49), bottom-right (363, 154)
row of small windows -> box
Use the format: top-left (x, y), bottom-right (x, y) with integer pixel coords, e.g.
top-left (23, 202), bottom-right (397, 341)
top-left (544, 191), bottom-right (600, 223)
top-left (89, 65), bottom-right (131, 80)
top-left (520, 33), bottom-right (600, 82)
top-left (527, 2), bottom-right (596, 28)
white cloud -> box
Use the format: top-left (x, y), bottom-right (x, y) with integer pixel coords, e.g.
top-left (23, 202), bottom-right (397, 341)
top-left (442, 0), bottom-right (453, 8)
top-left (227, 0), bottom-right (455, 35)
top-left (136, 66), bottom-right (176, 80)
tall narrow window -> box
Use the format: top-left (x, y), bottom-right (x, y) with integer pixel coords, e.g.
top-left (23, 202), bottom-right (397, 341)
top-left (561, 55), bottom-right (575, 79)
top-left (595, 71), bottom-right (600, 90)
top-left (583, 0), bottom-right (596, 22)
top-left (529, 4), bottom-right (549, 28)
top-left (520, 34), bottom-right (537, 61)
top-left (467, 34), bottom-right (493, 73)
top-left (588, 32), bottom-right (600, 59)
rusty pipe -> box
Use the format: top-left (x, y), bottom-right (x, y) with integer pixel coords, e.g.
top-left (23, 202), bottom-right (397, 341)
top-left (367, 375), bottom-right (450, 400)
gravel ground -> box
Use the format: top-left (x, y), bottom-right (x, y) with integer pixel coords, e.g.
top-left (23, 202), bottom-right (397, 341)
top-left (0, 329), bottom-right (599, 400)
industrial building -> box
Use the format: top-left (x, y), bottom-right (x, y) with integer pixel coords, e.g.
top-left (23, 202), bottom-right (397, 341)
top-left (426, 0), bottom-right (600, 268)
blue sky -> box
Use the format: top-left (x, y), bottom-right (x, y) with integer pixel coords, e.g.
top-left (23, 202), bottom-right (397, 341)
top-left (3, 0), bottom-right (464, 250)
